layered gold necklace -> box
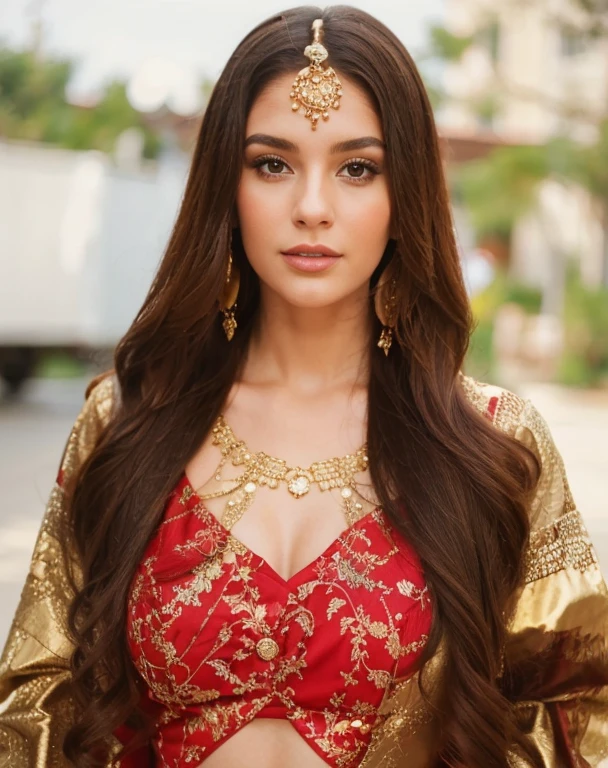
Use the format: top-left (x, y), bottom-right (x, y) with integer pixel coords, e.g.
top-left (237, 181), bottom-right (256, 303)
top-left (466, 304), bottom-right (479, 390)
top-left (193, 415), bottom-right (374, 529)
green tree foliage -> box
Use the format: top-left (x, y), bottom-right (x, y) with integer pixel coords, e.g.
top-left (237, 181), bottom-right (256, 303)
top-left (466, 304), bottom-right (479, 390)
top-left (427, 25), bottom-right (474, 62)
top-left (559, 262), bottom-right (608, 385)
top-left (454, 138), bottom-right (580, 240)
top-left (0, 45), bottom-right (72, 140)
top-left (0, 44), bottom-right (162, 159)
top-left (465, 269), bottom-right (544, 382)
top-left (570, 119), bottom-right (608, 199)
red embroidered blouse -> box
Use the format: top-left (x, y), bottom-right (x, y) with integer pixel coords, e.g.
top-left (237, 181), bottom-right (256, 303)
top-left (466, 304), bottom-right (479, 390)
top-left (126, 474), bottom-right (432, 767)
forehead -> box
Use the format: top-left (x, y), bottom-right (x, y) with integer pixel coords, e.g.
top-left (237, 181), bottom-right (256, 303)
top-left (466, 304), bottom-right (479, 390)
top-left (245, 71), bottom-right (383, 146)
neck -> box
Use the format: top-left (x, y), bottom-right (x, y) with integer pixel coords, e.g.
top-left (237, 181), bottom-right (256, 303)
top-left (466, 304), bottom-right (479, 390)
top-left (242, 286), bottom-right (372, 396)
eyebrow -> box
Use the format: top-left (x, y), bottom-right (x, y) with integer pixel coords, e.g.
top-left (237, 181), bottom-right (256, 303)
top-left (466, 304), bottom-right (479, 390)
top-left (243, 133), bottom-right (386, 153)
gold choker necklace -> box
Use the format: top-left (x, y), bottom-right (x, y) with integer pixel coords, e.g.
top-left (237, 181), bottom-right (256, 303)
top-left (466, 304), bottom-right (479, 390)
top-left (193, 415), bottom-right (373, 529)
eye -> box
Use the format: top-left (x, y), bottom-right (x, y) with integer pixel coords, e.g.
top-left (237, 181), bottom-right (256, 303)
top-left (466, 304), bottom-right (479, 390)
top-left (338, 159), bottom-right (380, 183)
top-left (264, 159), bottom-right (287, 174)
top-left (251, 155), bottom-right (291, 179)
top-left (249, 154), bottom-right (381, 183)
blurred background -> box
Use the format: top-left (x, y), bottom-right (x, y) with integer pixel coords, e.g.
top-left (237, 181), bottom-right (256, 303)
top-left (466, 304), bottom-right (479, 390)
top-left (0, 0), bottom-right (606, 654)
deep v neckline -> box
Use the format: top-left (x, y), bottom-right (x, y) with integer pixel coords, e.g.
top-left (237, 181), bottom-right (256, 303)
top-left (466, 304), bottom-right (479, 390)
top-left (180, 473), bottom-right (382, 589)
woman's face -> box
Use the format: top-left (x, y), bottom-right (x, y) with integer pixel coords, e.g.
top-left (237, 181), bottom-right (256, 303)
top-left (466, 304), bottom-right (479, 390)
top-left (236, 71), bottom-right (392, 311)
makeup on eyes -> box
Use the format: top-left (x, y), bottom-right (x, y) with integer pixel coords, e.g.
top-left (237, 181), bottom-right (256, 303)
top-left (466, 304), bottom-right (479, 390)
top-left (248, 154), bottom-right (382, 183)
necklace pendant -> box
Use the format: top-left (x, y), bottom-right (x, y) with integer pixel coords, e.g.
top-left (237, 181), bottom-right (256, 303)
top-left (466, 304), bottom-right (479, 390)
top-left (287, 473), bottom-right (311, 498)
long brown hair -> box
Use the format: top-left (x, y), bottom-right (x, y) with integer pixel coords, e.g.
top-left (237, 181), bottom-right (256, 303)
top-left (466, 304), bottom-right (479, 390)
top-left (64, 6), bottom-right (541, 767)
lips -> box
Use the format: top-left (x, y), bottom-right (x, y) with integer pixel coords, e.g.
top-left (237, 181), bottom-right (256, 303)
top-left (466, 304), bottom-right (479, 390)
top-left (281, 244), bottom-right (341, 257)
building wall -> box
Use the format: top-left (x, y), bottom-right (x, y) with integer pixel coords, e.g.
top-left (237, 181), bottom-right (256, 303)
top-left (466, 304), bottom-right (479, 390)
top-left (442, 0), bottom-right (608, 288)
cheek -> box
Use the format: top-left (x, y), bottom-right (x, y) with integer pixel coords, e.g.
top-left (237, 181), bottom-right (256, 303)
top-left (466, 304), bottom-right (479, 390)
top-left (236, 177), bottom-right (284, 235)
top-left (345, 188), bottom-right (391, 243)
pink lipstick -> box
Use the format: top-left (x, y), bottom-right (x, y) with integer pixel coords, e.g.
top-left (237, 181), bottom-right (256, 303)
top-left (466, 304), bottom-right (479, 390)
top-left (280, 243), bottom-right (342, 273)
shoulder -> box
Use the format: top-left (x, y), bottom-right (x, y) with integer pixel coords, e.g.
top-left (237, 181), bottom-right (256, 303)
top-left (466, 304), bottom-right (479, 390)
top-left (460, 371), bottom-right (551, 447)
top-left (459, 371), bottom-right (527, 429)
top-left (57, 372), bottom-right (119, 493)
top-left (459, 372), bottom-right (576, 534)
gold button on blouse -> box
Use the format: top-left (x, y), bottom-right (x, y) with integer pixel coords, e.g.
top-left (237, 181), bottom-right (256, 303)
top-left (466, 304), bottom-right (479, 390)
top-left (255, 637), bottom-right (279, 661)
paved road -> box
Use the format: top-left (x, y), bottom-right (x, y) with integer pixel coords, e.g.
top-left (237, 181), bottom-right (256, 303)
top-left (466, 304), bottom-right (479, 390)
top-left (1, 377), bottom-right (607, 660)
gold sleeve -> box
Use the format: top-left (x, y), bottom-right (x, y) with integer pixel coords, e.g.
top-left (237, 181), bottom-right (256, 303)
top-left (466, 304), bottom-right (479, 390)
top-left (502, 396), bottom-right (608, 767)
top-left (0, 377), bottom-right (116, 768)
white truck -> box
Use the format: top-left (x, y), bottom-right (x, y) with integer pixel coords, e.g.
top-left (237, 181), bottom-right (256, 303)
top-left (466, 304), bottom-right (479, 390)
top-left (0, 139), bottom-right (188, 393)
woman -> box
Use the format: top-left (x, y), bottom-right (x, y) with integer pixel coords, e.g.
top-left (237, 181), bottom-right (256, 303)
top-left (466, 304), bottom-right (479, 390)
top-left (1, 5), bottom-right (607, 768)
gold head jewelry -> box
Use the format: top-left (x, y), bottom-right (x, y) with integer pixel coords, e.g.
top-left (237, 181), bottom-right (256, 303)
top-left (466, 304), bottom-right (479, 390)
top-left (220, 251), bottom-right (240, 341)
top-left (290, 18), bottom-right (343, 130)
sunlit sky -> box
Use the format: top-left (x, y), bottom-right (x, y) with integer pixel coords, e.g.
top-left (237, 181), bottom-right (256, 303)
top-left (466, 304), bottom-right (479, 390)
top-left (0, 0), bottom-right (445, 104)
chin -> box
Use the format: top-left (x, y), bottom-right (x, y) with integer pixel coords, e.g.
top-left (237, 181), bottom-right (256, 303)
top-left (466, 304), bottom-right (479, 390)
top-left (276, 285), bottom-right (354, 310)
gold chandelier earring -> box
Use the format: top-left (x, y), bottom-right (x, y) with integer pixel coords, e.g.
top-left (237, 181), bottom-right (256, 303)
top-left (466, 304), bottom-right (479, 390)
top-left (374, 270), bottom-right (399, 356)
top-left (219, 250), bottom-right (240, 341)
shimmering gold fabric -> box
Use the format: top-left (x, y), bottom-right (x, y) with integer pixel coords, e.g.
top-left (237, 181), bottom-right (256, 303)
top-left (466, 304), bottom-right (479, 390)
top-left (0, 377), bottom-right (116, 768)
top-left (361, 379), bottom-right (608, 767)
top-left (0, 374), bottom-right (606, 767)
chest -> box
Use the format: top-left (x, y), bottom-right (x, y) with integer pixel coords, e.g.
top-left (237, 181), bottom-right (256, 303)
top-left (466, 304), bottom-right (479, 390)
top-left (126, 483), bottom-right (433, 766)
top-left (184, 398), bottom-right (378, 584)
top-left (128, 482), bottom-right (432, 707)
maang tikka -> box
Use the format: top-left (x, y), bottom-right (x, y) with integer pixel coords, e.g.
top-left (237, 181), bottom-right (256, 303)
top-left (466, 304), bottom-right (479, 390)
top-left (219, 244), bottom-right (240, 341)
top-left (290, 18), bottom-right (343, 130)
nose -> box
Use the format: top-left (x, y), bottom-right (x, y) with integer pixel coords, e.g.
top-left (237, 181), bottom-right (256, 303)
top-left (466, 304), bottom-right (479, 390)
top-left (291, 169), bottom-right (334, 229)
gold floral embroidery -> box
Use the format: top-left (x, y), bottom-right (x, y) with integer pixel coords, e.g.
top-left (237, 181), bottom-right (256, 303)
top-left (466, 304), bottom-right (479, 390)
top-left (127, 489), bottom-right (432, 767)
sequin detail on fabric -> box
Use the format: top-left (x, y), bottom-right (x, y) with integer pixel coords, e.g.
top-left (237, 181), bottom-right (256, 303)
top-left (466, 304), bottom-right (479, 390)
top-left (524, 510), bottom-right (597, 583)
